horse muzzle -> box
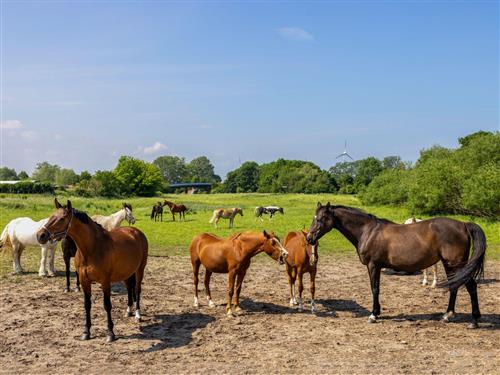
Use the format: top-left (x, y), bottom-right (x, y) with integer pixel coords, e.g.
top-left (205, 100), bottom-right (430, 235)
top-left (278, 249), bottom-right (289, 265)
top-left (36, 228), bottom-right (50, 245)
top-left (306, 233), bottom-right (318, 246)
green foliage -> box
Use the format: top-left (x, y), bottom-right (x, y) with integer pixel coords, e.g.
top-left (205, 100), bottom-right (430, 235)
top-left (153, 155), bottom-right (189, 183)
top-left (79, 171), bottom-right (92, 181)
top-left (0, 167), bottom-right (18, 181)
top-left (0, 181), bottom-right (54, 194)
top-left (114, 156), bottom-right (163, 196)
top-left (224, 161), bottom-right (260, 193)
top-left (32, 162), bottom-right (60, 183)
top-left (187, 156), bottom-right (221, 183)
top-left (17, 171), bottom-right (30, 180)
top-left (462, 163), bottom-right (500, 217)
top-left (354, 157), bottom-right (384, 189)
top-left (55, 168), bottom-right (79, 186)
top-left (359, 169), bottom-right (410, 206)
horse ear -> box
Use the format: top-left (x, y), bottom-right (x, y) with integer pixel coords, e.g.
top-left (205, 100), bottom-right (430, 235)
top-left (66, 200), bottom-right (72, 210)
top-left (263, 230), bottom-right (270, 239)
top-left (326, 202), bottom-right (331, 207)
top-left (55, 198), bottom-right (62, 209)
top-left (317, 202), bottom-right (322, 208)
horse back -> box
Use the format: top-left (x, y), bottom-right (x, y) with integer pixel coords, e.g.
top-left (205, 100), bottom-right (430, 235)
top-left (190, 232), bottom-right (231, 273)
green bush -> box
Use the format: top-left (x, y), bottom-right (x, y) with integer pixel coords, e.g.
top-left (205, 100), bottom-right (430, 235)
top-left (0, 181), bottom-right (54, 194)
top-left (462, 163), bottom-right (500, 218)
top-left (359, 169), bottom-right (410, 205)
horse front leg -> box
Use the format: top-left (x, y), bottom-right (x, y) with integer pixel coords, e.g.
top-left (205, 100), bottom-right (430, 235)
top-left (39, 246), bottom-right (48, 277)
top-left (287, 266), bottom-right (296, 306)
top-left (81, 277), bottom-right (92, 340)
top-left (47, 245), bottom-right (56, 277)
top-left (310, 268), bottom-right (317, 313)
top-left (102, 282), bottom-right (115, 342)
top-left (297, 268), bottom-right (304, 312)
top-left (234, 268), bottom-right (248, 313)
top-left (226, 270), bottom-right (237, 316)
top-left (367, 262), bottom-right (381, 323)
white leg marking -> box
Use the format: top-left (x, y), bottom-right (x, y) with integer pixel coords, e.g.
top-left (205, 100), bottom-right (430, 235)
top-left (39, 247), bottom-right (48, 276)
top-left (422, 268), bottom-right (428, 286)
top-left (135, 309), bottom-right (141, 321)
top-left (311, 300), bottom-right (316, 314)
top-left (368, 313), bottom-right (377, 323)
top-left (193, 296), bottom-right (199, 307)
top-left (127, 306), bottom-right (132, 314)
top-left (298, 297), bottom-right (304, 312)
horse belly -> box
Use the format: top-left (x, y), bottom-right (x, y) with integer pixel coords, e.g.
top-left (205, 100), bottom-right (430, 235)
top-left (387, 246), bottom-right (439, 271)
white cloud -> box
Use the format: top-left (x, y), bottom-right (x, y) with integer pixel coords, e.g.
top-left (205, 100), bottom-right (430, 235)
top-left (277, 27), bottom-right (314, 42)
top-left (0, 120), bottom-right (24, 130)
top-left (141, 141), bottom-right (167, 155)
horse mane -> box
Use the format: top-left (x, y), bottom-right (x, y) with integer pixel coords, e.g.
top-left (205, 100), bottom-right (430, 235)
top-left (72, 209), bottom-right (106, 231)
top-left (333, 205), bottom-right (395, 224)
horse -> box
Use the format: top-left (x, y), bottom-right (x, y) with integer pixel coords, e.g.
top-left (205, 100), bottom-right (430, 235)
top-left (254, 206), bottom-right (284, 221)
top-left (209, 208), bottom-right (243, 228)
top-left (92, 203), bottom-right (135, 230)
top-left (283, 230), bottom-right (318, 313)
top-left (404, 217), bottom-right (439, 287)
top-left (61, 203), bottom-right (135, 292)
top-left (37, 199), bottom-right (148, 342)
top-left (0, 217), bottom-right (58, 276)
top-left (151, 201), bottom-right (164, 222)
top-left (189, 230), bottom-right (289, 316)
top-left (307, 202), bottom-right (486, 329)
top-left (163, 200), bottom-right (188, 221)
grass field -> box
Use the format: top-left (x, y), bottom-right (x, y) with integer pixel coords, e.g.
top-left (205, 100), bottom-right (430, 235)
top-left (1, 193), bottom-right (499, 276)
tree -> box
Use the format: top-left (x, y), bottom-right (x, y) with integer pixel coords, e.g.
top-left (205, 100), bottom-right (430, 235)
top-left (359, 169), bottom-right (410, 206)
top-left (0, 167), bottom-right (18, 180)
top-left (32, 162), bottom-right (60, 182)
top-left (329, 161), bottom-right (358, 193)
top-left (18, 171), bottom-right (30, 180)
top-left (382, 156), bottom-right (405, 170)
top-left (93, 171), bottom-right (122, 197)
top-left (114, 156), bottom-right (163, 196)
top-left (224, 161), bottom-right (260, 193)
top-left (153, 156), bottom-right (188, 183)
top-left (187, 156), bottom-right (221, 183)
top-left (354, 157), bottom-right (384, 188)
top-left (79, 171), bottom-right (92, 181)
top-left (55, 168), bottom-right (79, 186)
top-left (458, 130), bottom-right (494, 148)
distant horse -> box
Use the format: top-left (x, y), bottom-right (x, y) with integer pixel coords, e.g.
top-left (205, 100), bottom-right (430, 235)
top-left (209, 208), bottom-right (243, 228)
top-left (284, 230), bottom-right (318, 313)
top-left (37, 199), bottom-right (148, 342)
top-left (151, 202), bottom-right (164, 222)
top-left (92, 203), bottom-right (135, 230)
top-left (164, 200), bottom-right (188, 221)
top-left (189, 231), bottom-right (288, 315)
top-left (62, 204), bottom-right (135, 292)
top-left (0, 217), bottom-right (58, 276)
top-left (404, 217), bottom-right (438, 287)
top-left (254, 206), bottom-right (284, 221)
top-left (307, 202), bottom-right (486, 328)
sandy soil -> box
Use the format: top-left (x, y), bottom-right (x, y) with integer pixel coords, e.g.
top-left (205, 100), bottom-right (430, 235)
top-left (0, 255), bottom-right (499, 374)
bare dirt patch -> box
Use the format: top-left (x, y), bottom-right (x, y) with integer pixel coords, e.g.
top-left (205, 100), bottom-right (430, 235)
top-left (1, 255), bottom-right (499, 374)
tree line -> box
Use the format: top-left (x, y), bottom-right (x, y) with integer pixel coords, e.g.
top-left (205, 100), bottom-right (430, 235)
top-left (1, 131), bottom-right (498, 217)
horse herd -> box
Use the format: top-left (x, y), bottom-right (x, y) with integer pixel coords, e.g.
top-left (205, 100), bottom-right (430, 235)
top-left (0, 198), bottom-right (487, 343)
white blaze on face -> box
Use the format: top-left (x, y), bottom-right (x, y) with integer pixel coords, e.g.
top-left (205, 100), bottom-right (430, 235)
top-left (275, 239), bottom-right (289, 258)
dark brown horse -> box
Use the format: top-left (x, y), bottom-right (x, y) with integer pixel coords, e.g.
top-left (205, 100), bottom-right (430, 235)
top-left (151, 201), bottom-right (164, 222)
top-left (37, 199), bottom-right (148, 342)
top-left (307, 202), bottom-right (486, 328)
top-left (61, 237), bottom-right (80, 292)
top-left (284, 230), bottom-right (318, 313)
top-left (164, 200), bottom-right (188, 221)
top-left (189, 231), bottom-right (289, 315)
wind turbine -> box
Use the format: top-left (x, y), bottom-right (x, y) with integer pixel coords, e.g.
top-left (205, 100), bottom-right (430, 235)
top-left (336, 140), bottom-right (354, 161)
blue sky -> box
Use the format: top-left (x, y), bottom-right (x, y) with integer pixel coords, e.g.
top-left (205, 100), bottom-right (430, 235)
top-left (1, 1), bottom-right (498, 177)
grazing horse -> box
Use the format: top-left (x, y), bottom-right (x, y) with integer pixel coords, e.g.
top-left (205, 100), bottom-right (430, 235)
top-left (37, 199), bottom-right (148, 342)
top-left (163, 200), bottom-right (188, 221)
top-left (61, 204), bottom-right (135, 293)
top-left (189, 231), bottom-right (289, 315)
top-left (0, 217), bottom-right (58, 276)
top-left (209, 208), bottom-right (243, 228)
top-left (284, 230), bottom-right (318, 313)
top-left (307, 202), bottom-right (486, 328)
top-left (254, 206), bottom-right (284, 221)
top-left (151, 201), bottom-right (164, 222)
top-left (92, 203), bottom-right (135, 230)
top-left (404, 217), bottom-right (439, 287)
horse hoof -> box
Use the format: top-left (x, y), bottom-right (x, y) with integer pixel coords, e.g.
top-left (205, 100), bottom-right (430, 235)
top-left (48, 273), bottom-right (56, 278)
top-left (208, 300), bottom-right (216, 308)
top-left (467, 321), bottom-right (479, 329)
top-left (81, 333), bottom-right (90, 341)
top-left (64, 288), bottom-right (70, 293)
top-left (39, 273), bottom-right (47, 277)
top-left (106, 333), bottom-right (116, 343)
top-left (75, 287), bottom-right (81, 292)
top-left (234, 307), bottom-right (242, 314)
top-left (135, 316), bottom-right (142, 323)
top-left (368, 314), bottom-right (377, 323)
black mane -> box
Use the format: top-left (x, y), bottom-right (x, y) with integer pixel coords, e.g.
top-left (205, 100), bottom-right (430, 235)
top-left (333, 205), bottom-right (395, 224)
top-left (71, 208), bottom-right (105, 230)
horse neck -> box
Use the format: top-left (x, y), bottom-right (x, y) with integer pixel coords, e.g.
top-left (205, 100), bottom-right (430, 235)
top-left (164, 201), bottom-right (173, 208)
top-left (109, 209), bottom-right (126, 228)
top-left (333, 208), bottom-right (375, 248)
top-left (236, 233), bottom-right (264, 259)
top-left (67, 218), bottom-right (101, 255)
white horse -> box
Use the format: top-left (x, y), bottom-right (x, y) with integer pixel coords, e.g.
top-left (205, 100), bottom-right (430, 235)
top-left (404, 217), bottom-right (438, 287)
top-left (0, 217), bottom-right (58, 276)
top-left (91, 203), bottom-right (135, 230)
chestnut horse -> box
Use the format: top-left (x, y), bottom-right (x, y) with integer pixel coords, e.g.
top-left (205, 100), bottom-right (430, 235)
top-left (37, 199), bottom-right (148, 342)
top-left (189, 231), bottom-right (289, 315)
top-left (209, 207), bottom-right (243, 228)
top-left (284, 230), bottom-right (318, 313)
top-left (163, 200), bottom-right (188, 221)
top-left (307, 202), bottom-right (486, 328)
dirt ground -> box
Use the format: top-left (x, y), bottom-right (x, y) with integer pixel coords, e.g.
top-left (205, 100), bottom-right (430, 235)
top-left (0, 254), bottom-right (499, 374)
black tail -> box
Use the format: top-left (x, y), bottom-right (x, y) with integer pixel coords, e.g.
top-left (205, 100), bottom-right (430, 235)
top-left (150, 207), bottom-right (155, 220)
top-left (440, 222), bottom-right (486, 291)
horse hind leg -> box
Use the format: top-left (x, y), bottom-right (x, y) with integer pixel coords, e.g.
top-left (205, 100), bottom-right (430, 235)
top-left (441, 265), bottom-right (458, 323)
top-left (431, 264), bottom-right (438, 288)
top-left (204, 270), bottom-right (215, 307)
top-left (12, 243), bottom-right (24, 274)
top-left (422, 268), bottom-right (429, 286)
top-left (465, 279), bottom-right (481, 329)
top-left (297, 269), bottom-right (304, 312)
top-left (125, 274), bottom-right (136, 317)
top-left (192, 259), bottom-right (201, 307)
top-left (134, 265), bottom-right (146, 322)
top-left (64, 254), bottom-right (71, 292)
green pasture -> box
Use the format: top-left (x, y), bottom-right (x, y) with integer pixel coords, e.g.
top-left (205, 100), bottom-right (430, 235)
top-left (1, 193), bottom-right (499, 277)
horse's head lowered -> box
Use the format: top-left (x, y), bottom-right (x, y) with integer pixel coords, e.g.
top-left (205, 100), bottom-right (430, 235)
top-left (307, 202), bottom-right (336, 246)
top-left (235, 208), bottom-right (243, 216)
top-left (123, 202), bottom-right (136, 225)
top-left (262, 230), bottom-right (288, 265)
top-left (37, 198), bottom-right (74, 244)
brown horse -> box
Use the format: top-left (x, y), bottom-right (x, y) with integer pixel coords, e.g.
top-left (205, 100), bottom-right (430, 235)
top-left (37, 199), bottom-right (148, 342)
top-left (189, 231), bottom-right (289, 315)
top-left (209, 207), bottom-right (243, 228)
top-left (307, 202), bottom-right (486, 328)
top-left (284, 230), bottom-right (318, 313)
top-left (151, 201), bottom-right (164, 222)
top-left (163, 200), bottom-right (188, 221)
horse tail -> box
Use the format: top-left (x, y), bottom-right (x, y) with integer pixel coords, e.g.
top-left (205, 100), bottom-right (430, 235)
top-left (150, 206), bottom-right (155, 219)
top-left (0, 222), bottom-right (11, 250)
top-left (440, 222), bottom-right (487, 291)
